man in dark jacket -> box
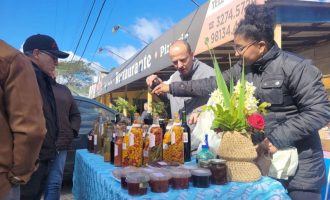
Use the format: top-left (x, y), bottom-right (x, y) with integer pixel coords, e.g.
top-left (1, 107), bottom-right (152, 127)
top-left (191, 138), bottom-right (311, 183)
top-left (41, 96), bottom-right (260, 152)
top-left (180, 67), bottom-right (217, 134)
top-left (44, 76), bottom-right (81, 200)
top-left (21, 34), bottom-right (69, 200)
top-left (153, 4), bottom-right (330, 200)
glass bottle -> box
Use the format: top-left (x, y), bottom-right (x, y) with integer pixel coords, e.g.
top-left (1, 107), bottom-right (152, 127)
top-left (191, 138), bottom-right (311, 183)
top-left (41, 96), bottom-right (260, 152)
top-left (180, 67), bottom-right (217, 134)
top-left (110, 124), bottom-right (116, 164)
top-left (148, 115), bottom-right (163, 162)
top-left (196, 134), bottom-right (215, 164)
top-left (128, 115), bottom-right (143, 167)
top-left (181, 111), bottom-right (191, 162)
top-left (114, 128), bottom-right (123, 167)
top-left (87, 128), bottom-right (94, 153)
top-left (122, 126), bottom-right (130, 167)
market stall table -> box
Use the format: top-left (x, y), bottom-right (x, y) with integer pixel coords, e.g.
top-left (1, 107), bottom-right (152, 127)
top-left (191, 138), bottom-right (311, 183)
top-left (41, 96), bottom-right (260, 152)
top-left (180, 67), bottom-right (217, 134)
top-left (73, 150), bottom-right (290, 200)
top-left (321, 151), bottom-right (330, 200)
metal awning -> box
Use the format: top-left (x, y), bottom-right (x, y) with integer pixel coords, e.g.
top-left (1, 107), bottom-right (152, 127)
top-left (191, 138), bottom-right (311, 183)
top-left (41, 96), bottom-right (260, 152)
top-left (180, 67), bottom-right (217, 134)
top-left (90, 0), bottom-right (330, 96)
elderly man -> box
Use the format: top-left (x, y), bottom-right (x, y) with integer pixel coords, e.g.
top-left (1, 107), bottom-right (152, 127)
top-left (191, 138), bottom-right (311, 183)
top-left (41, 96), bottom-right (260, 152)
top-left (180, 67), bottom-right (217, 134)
top-left (21, 34), bottom-right (69, 200)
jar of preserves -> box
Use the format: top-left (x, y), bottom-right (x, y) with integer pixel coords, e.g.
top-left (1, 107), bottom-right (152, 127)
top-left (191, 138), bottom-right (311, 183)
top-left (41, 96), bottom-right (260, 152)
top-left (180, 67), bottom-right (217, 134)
top-left (120, 166), bottom-right (138, 189)
top-left (149, 171), bottom-right (171, 193)
top-left (126, 172), bottom-right (150, 196)
top-left (170, 169), bottom-right (191, 189)
top-left (191, 168), bottom-right (211, 188)
top-left (128, 123), bottom-right (143, 167)
top-left (209, 159), bottom-right (227, 185)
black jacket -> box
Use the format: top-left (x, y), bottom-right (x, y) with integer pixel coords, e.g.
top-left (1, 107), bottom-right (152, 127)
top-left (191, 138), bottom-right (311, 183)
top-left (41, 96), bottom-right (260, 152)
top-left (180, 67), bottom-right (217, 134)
top-left (51, 80), bottom-right (81, 150)
top-left (32, 62), bottom-right (58, 161)
top-left (170, 43), bottom-right (330, 190)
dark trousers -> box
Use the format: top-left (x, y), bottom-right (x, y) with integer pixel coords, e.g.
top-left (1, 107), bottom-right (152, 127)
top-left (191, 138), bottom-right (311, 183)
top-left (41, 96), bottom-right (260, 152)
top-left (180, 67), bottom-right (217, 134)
top-left (20, 161), bottom-right (52, 200)
top-left (275, 178), bottom-right (321, 200)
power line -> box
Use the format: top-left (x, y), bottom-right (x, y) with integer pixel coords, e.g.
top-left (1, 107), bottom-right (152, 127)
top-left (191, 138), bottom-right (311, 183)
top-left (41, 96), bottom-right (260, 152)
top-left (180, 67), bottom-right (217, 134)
top-left (79, 0), bottom-right (107, 63)
top-left (71, 0), bottom-right (96, 62)
top-left (190, 0), bottom-right (200, 7)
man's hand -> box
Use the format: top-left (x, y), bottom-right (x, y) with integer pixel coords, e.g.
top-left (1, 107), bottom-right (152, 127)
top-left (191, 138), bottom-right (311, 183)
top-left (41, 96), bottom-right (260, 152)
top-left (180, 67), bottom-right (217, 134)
top-left (146, 74), bottom-right (161, 87)
top-left (260, 138), bottom-right (278, 154)
top-left (152, 83), bottom-right (169, 96)
top-left (188, 112), bottom-right (200, 124)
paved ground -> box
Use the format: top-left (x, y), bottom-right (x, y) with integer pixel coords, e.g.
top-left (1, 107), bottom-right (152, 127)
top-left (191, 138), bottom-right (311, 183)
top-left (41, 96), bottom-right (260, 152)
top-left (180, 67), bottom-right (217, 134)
top-left (60, 181), bottom-right (73, 200)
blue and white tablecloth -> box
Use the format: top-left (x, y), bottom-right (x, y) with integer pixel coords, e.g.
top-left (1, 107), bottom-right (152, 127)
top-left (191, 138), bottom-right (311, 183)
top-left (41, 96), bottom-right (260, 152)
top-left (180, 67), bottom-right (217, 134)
top-left (73, 149), bottom-right (290, 200)
top-left (321, 151), bottom-right (330, 200)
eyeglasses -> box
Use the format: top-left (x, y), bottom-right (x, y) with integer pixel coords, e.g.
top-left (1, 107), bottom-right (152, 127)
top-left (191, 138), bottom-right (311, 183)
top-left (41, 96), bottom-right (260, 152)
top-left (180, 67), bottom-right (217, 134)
top-left (233, 41), bottom-right (257, 55)
top-left (40, 50), bottom-right (58, 62)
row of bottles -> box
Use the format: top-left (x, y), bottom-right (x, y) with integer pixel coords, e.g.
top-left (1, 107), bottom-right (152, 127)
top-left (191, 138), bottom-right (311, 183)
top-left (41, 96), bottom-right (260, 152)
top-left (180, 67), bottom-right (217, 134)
top-left (87, 111), bottom-right (192, 167)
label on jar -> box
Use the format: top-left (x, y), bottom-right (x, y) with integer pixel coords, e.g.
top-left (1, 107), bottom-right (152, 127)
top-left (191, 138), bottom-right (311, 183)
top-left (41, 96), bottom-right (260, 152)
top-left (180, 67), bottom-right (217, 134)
top-left (115, 144), bottom-right (118, 156)
top-left (143, 150), bottom-right (149, 157)
top-left (129, 133), bottom-right (134, 146)
top-left (94, 135), bottom-right (97, 145)
top-left (171, 132), bottom-right (176, 144)
top-left (139, 182), bottom-right (148, 189)
top-left (122, 143), bottom-right (127, 150)
top-left (163, 144), bottom-right (168, 150)
top-left (183, 132), bottom-right (188, 143)
top-left (149, 134), bottom-right (155, 147)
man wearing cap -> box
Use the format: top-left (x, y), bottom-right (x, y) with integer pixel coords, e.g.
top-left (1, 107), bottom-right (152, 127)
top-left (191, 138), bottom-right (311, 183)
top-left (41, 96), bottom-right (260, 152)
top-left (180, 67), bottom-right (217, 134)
top-left (21, 34), bottom-right (69, 200)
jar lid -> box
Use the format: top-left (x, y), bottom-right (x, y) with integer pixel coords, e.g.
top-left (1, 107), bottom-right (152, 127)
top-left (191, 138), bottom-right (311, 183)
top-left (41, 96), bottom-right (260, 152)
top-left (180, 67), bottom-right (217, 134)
top-left (191, 168), bottom-right (212, 176)
top-left (170, 168), bottom-right (191, 178)
top-left (210, 159), bottom-right (226, 164)
top-left (149, 171), bottom-right (171, 181)
top-left (121, 166), bottom-right (138, 177)
top-left (140, 167), bottom-right (157, 174)
top-left (126, 172), bottom-right (150, 183)
top-left (199, 160), bottom-right (210, 167)
top-left (179, 165), bottom-right (198, 172)
top-left (112, 168), bottom-right (122, 179)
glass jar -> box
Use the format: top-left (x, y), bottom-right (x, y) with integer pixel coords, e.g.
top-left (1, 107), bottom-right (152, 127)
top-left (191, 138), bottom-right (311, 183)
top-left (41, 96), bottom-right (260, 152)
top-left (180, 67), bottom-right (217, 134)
top-left (126, 172), bottom-right (150, 196)
top-left (198, 160), bottom-right (210, 169)
top-left (171, 169), bottom-right (191, 189)
top-left (191, 168), bottom-right (211, 188)
top-left (120, 166), bottom-right (138, 189)
top-left (209, 159), bottom-right (227, 185)
top-left (149, 171), bottom-right (172, 193)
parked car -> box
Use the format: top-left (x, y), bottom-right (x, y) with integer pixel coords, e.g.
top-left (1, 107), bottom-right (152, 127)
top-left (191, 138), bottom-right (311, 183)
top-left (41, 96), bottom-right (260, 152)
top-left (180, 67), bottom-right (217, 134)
top-left (63, 96), bottom-right (119, 182)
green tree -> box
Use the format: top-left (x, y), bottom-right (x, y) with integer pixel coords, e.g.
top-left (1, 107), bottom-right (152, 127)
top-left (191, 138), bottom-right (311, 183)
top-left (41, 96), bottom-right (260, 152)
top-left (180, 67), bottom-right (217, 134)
top-left (57, 61), bottom-right (96, 96)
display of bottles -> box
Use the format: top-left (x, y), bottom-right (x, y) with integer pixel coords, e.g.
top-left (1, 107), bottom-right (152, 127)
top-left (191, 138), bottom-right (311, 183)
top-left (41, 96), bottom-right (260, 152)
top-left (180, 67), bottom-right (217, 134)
top-left (87, 128), bottom-right (94, 153)
top-left (196, 134), bottom-right (215, 164)
top-left (114, 128), bottom-right (123, 167)
top-left (181, 111), bottom-right (191, 162)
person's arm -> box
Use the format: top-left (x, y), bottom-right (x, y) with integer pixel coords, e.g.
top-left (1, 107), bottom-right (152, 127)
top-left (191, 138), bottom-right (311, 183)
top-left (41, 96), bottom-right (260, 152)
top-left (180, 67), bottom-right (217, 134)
top-left (266, 60), bottom-right (330, 148)
top-left (6, 53), bottom-right (46, 183)
top-left (168, 62), bottom-right (241, 97)
top-left (68, 92), bottom-right (81, 136)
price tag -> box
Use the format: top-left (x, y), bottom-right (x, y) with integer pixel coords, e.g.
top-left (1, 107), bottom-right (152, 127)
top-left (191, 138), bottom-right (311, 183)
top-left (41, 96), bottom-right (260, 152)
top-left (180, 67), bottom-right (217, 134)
top-left (115, 144), bottom-right (118, 156)
top-left (183, 132), bottom-right (188, 143)
top-left (149, 134), bottom-right (155, 147)
top-left (143, 150), bottom-right (149, 157)
top-left (171, 132), bottom-right (176, 145)
top-left (129, 133), bottom-right (134, 146)
top-left (93, 135), bottom-right (97, 145)
top-left (122, 143), bottom-right (127, 150)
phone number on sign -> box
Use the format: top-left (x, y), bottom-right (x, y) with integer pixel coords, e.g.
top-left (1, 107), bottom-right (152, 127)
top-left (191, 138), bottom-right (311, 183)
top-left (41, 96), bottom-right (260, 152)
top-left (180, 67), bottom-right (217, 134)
top-left (208, 0), bottom-right (256, 44)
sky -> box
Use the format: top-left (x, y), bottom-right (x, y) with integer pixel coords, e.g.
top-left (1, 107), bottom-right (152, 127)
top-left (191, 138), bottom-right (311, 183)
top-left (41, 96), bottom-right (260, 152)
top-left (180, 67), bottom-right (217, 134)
top-left (0, 0), bottom-right (208, 72)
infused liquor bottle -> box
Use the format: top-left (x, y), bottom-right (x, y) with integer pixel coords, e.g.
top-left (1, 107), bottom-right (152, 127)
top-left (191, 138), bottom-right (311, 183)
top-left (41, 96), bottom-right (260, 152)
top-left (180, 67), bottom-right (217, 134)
top-left (181, 111), bottom-right (191, 162)
top-left (148, 115), bottom-right (163, 162)
top-left (87, 129), bottom-right (94, 153)
top-left (114, 128), bottom-right (123, 167)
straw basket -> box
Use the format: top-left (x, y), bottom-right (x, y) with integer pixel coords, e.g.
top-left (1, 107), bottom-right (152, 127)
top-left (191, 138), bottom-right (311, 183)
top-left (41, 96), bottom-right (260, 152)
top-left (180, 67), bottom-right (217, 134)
top-left (218, 131), bottom-right (261, 182)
